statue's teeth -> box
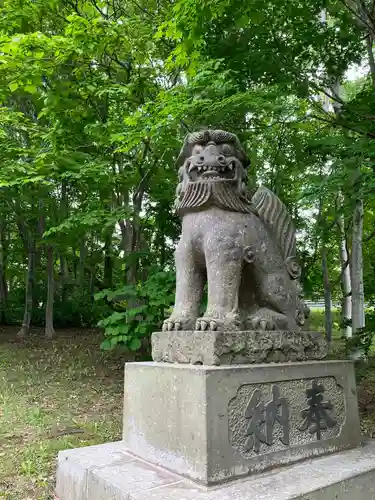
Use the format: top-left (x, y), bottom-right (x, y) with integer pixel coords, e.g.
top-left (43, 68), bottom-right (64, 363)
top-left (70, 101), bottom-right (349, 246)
top-left (228, 163), bottom-right (233, 170)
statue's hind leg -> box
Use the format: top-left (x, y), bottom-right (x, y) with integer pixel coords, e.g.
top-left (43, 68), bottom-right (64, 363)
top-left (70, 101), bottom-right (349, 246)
top-left (244, 238), bottom-right (300, 332)
top-left (246, 307), bottom-right (291, 330)
top-left (247, 270), bottom-right (299, 330)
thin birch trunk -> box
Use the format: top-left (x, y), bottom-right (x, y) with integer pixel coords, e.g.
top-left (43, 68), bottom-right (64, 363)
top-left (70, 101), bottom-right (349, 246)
top-left (322, 246), bottom-right (333, 343)
top-left (337, 217), bottom-right (352, 337)
top-left (351, 198), bottom-right (365, 333)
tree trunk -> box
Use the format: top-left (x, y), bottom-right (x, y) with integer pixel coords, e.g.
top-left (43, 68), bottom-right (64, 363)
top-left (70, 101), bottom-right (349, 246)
top-left (126, 183), bottom-right (146, 286)
top-left (115, 182), bottom-right (130, 283)
top-left (0, 264), bottom-right (7, 324)
top-left (126, 224), bottom-right (138, 286)
top-left (103, 227), bottom-right (114, 289)
top-left (351, 198), bottom-right (365, 333)
top-left (17, 242), bottom-right (35, 338)
top-left (119, 218), bottom-right (131, 283)
top-left (88, 269), bottom-right (95, 299)
top-left (0, 220), bottom-right (8, 324)
top-left (321, 246), bottom-right (333, 343)
top-left (337, 217), bottom-right (352, 337)
top-left (45, 245), bottom-right (55, 338)
top-left (60, 253), bottom-right (68, 304)
top-left (366, 35), bottom-right (375, 87)
top-left (59, 181), bottom-right (69, 305)
top-left (78, 239), bottom-right (87, 288)
top-left (72, 246), bottom-right (77, 280)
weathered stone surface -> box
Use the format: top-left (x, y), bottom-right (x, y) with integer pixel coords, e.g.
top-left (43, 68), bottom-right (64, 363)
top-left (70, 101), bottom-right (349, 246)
top-left (229, 376), bottom-right (344, 458)
top-left (152, 330), bottom-right (327, 365)
top-left (123, 361), bottom-right (361, 485)
top-left (162, 129), bottom-right (310, 336)
top-left (56, 440), bottom-right (375, 500)
top-left (89, 460), bottom-right (179, 500)
top-left (55, 441), bottom-right (130, 500)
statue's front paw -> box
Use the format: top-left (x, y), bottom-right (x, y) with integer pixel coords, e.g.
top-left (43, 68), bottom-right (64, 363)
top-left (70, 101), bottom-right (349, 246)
top-left (195, 318), bottom-right (218, 331)
top-left (162, 315), bottom-right (195, 331)
top-left (163, 319), bottom-right (181, 331)
top-left (195, 312), bottom-right (242, 331)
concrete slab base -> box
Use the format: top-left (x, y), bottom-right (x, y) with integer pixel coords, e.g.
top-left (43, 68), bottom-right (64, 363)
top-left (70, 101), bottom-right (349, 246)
top-left (56, 440), bottom-right (375, 499)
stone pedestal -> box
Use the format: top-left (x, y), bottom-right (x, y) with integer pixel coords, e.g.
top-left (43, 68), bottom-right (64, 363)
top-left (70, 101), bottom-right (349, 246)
top-left (152, 330), bottom-right (328, 365)
top-left (123, 360), bottom-right (361, 485)
top-left (56, 357), bottom-right (373, 499)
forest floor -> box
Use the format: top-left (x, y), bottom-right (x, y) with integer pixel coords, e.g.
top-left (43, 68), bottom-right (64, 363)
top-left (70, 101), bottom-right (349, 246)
top-left (0, 320), bottom-right (375, 499)
top-left (0, 327), bottom-right (125, 500)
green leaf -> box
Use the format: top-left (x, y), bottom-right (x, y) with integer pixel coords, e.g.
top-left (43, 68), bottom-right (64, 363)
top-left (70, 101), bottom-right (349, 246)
top-left (128, 338), bottom-right (142, 351)
top-left (104, 325), bottom-right (121, 336)
top-left (118, 324), bottom-right (131, 335)
top-left (9, 82), bottom-right (19, 92)
top-left (100, 339), bottom-right (112, 351)
top-left (126, 306), bottom-right (147, 318)
top-left (24, 84), bottom-right (38, 94)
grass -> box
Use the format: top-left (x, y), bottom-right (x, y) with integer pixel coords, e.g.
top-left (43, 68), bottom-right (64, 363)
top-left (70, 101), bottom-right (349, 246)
top-left (0, 326), bottom-right (125, 500)
top-left (0, 314), bottom-right (375, 499)
top-left (307, 307), bottom-right (375, 355)
top-left (305, 308), bottom-right (341, 335)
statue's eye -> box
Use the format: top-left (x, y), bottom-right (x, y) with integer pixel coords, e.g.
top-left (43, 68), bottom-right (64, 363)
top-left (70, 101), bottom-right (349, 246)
top-left (221, 144), bottom-right (233, 156)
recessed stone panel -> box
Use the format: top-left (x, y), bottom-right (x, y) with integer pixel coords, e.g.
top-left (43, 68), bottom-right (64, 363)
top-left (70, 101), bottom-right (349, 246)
top-left (228, 377), bottom-right (345, 459)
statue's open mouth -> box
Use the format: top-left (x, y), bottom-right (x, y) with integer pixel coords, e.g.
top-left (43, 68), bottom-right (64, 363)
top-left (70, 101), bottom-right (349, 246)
top-left (201, 170), bottom-right (221, 178)
top-left (187, 160), bottom-right (236, 181)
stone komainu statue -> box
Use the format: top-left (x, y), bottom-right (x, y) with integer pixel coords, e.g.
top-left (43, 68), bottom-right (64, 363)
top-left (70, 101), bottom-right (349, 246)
top-left (163, 129), bottom-right (309, 332)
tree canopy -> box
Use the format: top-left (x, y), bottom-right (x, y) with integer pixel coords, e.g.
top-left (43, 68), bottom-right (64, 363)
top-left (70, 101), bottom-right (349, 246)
top-left (1, 0), bottom-right (375, 352)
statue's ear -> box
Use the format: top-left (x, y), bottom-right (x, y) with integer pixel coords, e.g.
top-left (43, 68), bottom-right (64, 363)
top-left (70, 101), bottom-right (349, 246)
top-left (233, 149), bottom-right (250, 169)
top-left (242, 155), bottom-right (251, 169)
top-left (176, 136), bottom-right (192, 167)
top-left (232, 135), bottom-right (250, 168)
